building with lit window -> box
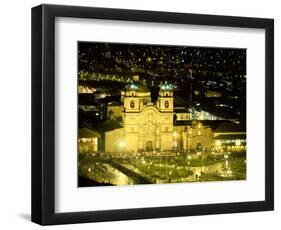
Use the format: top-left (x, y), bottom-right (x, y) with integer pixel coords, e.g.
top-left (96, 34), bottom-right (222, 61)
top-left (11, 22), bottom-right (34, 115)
top-left (214, 123), bottom-right (246, 152)
top-left (182, 121), bottom-right (213, 150)
top-left (78, 128), bottom-right (100, 153)
top-left (107, 102), bottom-right (123, 119)
top-left (78, 85), bottom-right (96, 94)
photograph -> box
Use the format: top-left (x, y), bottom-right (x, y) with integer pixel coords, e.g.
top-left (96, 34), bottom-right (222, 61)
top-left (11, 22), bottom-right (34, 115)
top-left (77, 42), bottom-right (247, 187)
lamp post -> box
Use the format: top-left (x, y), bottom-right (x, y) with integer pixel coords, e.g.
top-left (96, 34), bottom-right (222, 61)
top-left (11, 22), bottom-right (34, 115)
top-left (196, 151), bottom-right (202, 175)
top-left (187, 154), bottom-right (192, 181)
top-left (165, 154), bottom-right (167, 181)
top-left (187, 154), bottom-right (192, 173)
top-left (224, 153), bottom-right (232, 177)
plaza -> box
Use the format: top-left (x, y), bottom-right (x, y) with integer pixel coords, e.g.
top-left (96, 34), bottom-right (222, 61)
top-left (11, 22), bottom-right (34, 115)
top-left (79, 149), bottom-right (246, 186)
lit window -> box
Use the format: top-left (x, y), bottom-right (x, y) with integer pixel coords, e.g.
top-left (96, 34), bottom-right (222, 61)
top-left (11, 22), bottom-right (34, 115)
top-left (165, 101), bottom-right (169, 108)
top-left (130, 101), bottom-right (135, 108)
top-left (236, 139), bottom-right (241, 146)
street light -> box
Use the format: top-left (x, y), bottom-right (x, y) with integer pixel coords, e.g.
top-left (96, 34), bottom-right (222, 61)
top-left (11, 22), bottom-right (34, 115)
top-left (223, 153), bottom-right (232, 177)
top-left (187, 154), bottom-right (192, 173)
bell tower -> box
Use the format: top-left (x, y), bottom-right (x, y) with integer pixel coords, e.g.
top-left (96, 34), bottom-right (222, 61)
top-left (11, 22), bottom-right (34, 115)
top-left (157, 82), bottom-right (174, 112)
top-left (123, 83), bottom-right (141, 112)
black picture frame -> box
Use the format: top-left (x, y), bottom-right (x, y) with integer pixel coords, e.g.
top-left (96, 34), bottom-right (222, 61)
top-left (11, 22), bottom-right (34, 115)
top-left (31, 4), bottom-right (274, 225)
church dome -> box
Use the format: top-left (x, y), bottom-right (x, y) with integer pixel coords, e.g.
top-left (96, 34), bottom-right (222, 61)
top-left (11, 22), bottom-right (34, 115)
top-left (160, 82), bottom-right (173, 91)
top-left (121, 81), bottom-right (151, 105)
top-left (124, 82), bottom-right (150, 93)
top-left (159, 82), bottom-right (173, 97)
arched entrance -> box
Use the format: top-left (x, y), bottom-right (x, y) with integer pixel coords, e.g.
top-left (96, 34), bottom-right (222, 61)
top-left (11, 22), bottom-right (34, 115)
top-left (196, 142), bottom-right (203, 152)
top-left (146, 140), bottom-right (153, 150)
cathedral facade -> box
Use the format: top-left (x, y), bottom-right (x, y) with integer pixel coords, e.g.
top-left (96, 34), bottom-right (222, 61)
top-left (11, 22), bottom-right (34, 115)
top-left (121, 82), bottom-right (174, 152)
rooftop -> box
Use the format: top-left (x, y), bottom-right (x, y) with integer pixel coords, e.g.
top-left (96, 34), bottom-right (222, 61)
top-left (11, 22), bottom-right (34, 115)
top-left (214, 134), bottom-right (246, 140)
top-left (160, 82), bottom-right (173, 90)
top-left (79, 128), bottom-right (101, 138)
top-left (124, 82), bottom-right (150, 93)
top-left (79, 94), bottom-right (97, 106)
top-left (97, 119), bottom-right (123, 132)
top-left (215, 122), bottom-right (246, 133)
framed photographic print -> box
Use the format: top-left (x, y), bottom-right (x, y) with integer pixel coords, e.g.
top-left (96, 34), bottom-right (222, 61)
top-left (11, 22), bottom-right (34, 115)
top-left (31, 4), bottom-right (274, 225)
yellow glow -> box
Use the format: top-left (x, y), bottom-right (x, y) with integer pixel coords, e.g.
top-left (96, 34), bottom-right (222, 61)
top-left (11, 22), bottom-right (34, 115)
top-left (119, 140), bottom-right (127, 148)
top-left (235, 139), bottom-right (241, 146)
top-left (215, 140), bottom-right (221, 146)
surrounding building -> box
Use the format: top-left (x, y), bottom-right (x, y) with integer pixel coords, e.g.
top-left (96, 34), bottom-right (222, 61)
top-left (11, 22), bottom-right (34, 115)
top-left (214, 123), bottom-right (246, 152)
top-left (174, 107), bottom-right (192, 121)
top-left (192, 109), bottom-right (224, 120)
top-left (78, 94), bottom-right (106, 120)
top-left (204, 90), bottom-right (222, 98)
top-left (107, 102), bottom-right (123, 119)
top-left (78, 128), bottom-right (100, 153)
top-left (182, 121), bottom-right (213, 150)
top-left (78, 85), bottom-right (96, 94)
